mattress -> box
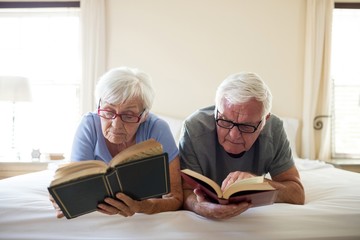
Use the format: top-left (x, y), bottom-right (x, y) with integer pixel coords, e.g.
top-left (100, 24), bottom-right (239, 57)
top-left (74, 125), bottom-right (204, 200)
top-left (0, 158), bottom-right (359, 240)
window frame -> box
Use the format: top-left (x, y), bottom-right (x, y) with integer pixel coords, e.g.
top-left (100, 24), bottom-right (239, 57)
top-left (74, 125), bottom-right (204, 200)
top-left (331, 2), bottom-right (360, 160)
top-left (0, 2), bottom-right (81, 161)
top-left (0, 1), bottom-right (80, 9)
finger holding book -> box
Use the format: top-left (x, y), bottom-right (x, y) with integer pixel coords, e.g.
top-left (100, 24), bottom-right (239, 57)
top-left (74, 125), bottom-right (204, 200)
top-left (221, 171), bottom-right (258, 191)
top-left (49, 194), bottom-right (65, 218)
top-left (98, 193), bottom-right (137, 217)
top-left (193, 188), bottom-right (207, 202)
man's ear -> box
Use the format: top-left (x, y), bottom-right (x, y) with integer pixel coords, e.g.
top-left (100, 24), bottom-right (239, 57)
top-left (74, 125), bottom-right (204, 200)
top-left (265, 113), bottom-right (271, 121)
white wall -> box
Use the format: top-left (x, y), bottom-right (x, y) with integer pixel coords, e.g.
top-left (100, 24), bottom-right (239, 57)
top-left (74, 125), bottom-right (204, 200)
top-left (106, 0), bottom-right (306, 120)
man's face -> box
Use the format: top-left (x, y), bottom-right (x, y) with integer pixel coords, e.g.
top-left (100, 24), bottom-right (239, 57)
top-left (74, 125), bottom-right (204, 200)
top-left (216, 98), bottom-right (265, 155)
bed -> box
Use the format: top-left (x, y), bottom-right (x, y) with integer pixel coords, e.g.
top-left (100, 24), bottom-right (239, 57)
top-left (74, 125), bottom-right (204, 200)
top-left (1, 117), bottom-right (360, 240)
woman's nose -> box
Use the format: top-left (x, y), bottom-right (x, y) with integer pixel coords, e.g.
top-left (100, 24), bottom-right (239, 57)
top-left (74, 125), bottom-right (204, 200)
top-left (111, 115), bottom-right (124, 127)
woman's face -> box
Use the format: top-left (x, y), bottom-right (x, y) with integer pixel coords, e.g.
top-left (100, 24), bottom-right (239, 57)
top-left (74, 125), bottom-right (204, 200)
top-left (99, 97), bottom-right (145, 145)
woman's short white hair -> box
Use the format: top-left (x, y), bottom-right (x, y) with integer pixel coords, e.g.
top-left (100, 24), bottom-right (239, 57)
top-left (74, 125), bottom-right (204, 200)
top-left (95, 66), bottom-right (155, 112)
top-left (215, 72), bottom-right (272, 117)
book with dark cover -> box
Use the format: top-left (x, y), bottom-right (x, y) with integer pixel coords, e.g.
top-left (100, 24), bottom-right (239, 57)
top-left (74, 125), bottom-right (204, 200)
top-left (48, 139), bottom-right (170, 219)
top-left (180, 169), bottom-right (277, 206)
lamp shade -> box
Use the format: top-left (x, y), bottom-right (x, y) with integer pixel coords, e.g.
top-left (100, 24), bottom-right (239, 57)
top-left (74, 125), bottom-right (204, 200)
top-left (0, 76), bottom-right (32, 102)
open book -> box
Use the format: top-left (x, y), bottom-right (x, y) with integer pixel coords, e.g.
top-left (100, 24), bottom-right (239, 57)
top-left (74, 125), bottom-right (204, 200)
top-left (48, 139), bottom-right (170, 219)
top-left (180, 169), bottom-right (277, 206)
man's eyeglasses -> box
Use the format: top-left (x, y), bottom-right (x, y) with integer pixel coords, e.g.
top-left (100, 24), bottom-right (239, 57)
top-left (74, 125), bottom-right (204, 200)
top-left (215, 110), bottom-right (262, 133)
top-left (97, 99), bottom-right (145, 123)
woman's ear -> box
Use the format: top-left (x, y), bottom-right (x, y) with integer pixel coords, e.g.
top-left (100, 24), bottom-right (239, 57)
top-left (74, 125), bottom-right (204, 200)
top-left (140, 111), bottom-right (149, 123)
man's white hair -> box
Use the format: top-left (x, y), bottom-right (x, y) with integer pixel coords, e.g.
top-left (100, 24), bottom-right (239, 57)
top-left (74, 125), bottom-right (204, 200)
top-left (215, 72), bottom-right (272, 117)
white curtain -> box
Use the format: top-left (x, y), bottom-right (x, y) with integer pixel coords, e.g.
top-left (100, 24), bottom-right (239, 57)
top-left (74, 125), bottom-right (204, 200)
top-left (80, 0), bottom-right (106, 114)
top-left (301, 0), bottom-right (334, 161)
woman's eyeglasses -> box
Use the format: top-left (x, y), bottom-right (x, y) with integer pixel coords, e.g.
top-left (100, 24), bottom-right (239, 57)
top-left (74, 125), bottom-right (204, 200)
top-left (97, 99), bottom-right (145, 123)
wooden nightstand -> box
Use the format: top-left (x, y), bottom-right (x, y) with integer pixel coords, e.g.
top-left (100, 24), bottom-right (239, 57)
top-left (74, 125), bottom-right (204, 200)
top-left (331, 160), bottom-right (360, 173)
top-left (0, 160), bottom-right (68, 180)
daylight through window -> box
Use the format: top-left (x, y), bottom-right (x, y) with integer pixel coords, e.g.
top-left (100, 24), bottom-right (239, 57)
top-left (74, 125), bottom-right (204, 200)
top-left (331, 6), bottom-right (360, 159)
top-left (0, 8), bottom-right (81, 161)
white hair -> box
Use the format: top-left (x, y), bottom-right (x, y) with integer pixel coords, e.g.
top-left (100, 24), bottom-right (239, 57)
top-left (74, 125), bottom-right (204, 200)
top-left (95, 66), bottom-right (155, 112)
top-left (215, 72), bottom-right (272, 117)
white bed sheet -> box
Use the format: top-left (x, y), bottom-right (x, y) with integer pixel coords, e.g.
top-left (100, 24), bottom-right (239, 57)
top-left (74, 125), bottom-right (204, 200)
top-left (0, 159), bottom-right (360, 240)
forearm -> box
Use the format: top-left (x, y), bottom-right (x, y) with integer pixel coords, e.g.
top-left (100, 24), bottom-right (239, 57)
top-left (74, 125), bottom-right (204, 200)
top-left (139, 158), bottom-right (183, 215)
top-left (266, 166), bottom-right (305, 205)
top-left (139, 192), bottom-right (183, 214)
top-left (267, 179), bottom-right (305, 205)
top-left (182, 189), bottom-right (215, 218)
top-left (103, 188), bottom-right (182, 217)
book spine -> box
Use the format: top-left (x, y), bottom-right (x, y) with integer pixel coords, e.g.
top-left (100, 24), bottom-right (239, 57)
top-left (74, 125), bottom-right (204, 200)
top-left (105, 170), bottom-right (121, 197)
top-left (180, 172), bottom-right (221, 204)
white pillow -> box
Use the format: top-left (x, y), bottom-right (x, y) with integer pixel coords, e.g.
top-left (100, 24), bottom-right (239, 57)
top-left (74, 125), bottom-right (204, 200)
top-left (156, 114), bottom-right (183, 144)
top-left (280, 117), bottom-right (299, 158)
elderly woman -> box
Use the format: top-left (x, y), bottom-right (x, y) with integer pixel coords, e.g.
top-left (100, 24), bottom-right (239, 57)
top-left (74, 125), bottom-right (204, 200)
top-left (51, 66), bottom-right (183, 218)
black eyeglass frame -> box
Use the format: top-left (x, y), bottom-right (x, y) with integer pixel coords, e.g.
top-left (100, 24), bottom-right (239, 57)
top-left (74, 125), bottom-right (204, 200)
top-left (215, 110), bottom-right (262, 133)
top-left (97, 99), bottom-right (145, 123)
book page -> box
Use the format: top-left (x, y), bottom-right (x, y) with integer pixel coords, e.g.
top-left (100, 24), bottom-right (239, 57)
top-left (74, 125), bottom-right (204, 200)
top-left (181, 169), bottom-right (223, 197)
top-left (53, 161), bottom-right (107, 178)
top-left (50, 161), bottom-right (108, 186)
top-left (232, 176), bottom-right (265, 185)
top-left (222, 176), bottom-right (265, 193)
top-left (110, 139), bottom-right (163, 167)
top-left (223, 180), bottom-right (275, 199)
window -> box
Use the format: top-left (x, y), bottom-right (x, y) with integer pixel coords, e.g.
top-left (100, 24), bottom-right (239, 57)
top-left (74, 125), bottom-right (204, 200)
top-left (331, 4), bottom-right (360, 159)
top-left (0, 5), bottom-right (81, 161)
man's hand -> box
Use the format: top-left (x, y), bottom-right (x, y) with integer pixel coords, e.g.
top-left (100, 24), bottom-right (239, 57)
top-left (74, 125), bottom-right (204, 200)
top-left (221, 171), bottom-right (256, 191)
top-left (190, 188), bottom-right (251, 220)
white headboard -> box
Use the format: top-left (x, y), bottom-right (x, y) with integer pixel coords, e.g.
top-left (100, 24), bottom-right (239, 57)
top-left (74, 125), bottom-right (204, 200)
top-left (281, 117), bottom-right (299, 158)
top-left (157, 114), bottom-right (183, 144)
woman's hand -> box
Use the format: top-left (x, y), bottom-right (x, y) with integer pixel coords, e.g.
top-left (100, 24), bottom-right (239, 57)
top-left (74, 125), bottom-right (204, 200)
top-left (97, 193), bottom-right (151, 217)
top-left (49, 194), bottom-right (64, 218)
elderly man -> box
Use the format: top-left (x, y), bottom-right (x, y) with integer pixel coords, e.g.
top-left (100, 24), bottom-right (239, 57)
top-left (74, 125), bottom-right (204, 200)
top-left (179, 72), bottom-right (304, 220)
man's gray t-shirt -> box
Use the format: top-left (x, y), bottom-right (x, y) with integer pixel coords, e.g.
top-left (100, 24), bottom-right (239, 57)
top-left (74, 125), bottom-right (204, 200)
top-left (179, 105), bottom-right (294, 186)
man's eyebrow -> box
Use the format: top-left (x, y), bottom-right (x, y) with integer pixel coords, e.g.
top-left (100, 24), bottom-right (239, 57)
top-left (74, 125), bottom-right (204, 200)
top-left (221, 113), bottom-right (258, 125)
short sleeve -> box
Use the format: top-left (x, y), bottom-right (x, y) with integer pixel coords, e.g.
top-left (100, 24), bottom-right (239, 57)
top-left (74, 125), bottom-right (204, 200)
top-left (70, 113), bottom-right (97, 161)
top-left (136, 114), bottom-right (179, 162)
top-left (70, 113), bottom-right (112, 162)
